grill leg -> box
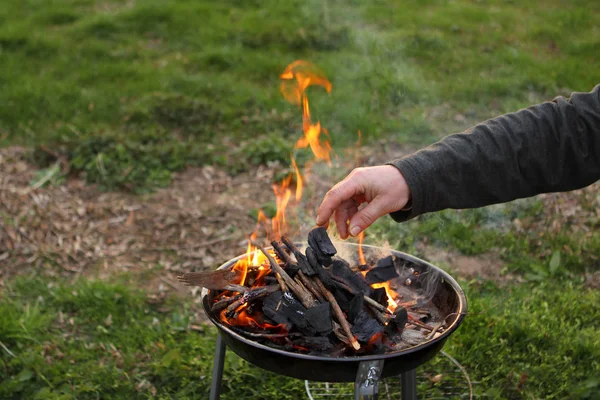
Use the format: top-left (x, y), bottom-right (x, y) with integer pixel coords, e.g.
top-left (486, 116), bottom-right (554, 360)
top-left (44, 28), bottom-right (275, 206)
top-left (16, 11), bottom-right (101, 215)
top-left (401, 369), bottom-right (418, 400)
top-left (354, 359), bottom-right (384, 400)
top-left (209, 334), bottom-right (226, 400)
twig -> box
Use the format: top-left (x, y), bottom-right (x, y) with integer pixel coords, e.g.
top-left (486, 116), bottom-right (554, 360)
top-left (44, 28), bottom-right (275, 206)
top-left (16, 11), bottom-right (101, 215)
top-left (252, 241), bottom-right (316, 308)
top-left (368, 304), bottom-right (390, 325)
top-left (441, 350), bottom-right (473, 400)
top-left (363, 295), bottom-right (392, 314)
top-left (407, 314), bottom-right (435, 331)
top-left (312, 277), bottom-right (360, 351)
top-left (296, 271), bottom-right (325, 302)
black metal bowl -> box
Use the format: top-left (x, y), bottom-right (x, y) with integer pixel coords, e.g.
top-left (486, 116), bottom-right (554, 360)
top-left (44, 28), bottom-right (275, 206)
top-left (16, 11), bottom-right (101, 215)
top-left (202, 243), bottom-right (467, 382)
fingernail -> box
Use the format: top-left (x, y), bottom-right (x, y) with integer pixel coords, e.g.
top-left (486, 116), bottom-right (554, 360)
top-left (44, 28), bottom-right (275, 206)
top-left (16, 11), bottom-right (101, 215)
top-left (349, 226), bottom-right (360, 237)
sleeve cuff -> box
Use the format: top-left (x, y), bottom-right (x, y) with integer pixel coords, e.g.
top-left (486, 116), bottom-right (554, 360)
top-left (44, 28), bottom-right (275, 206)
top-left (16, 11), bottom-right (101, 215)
top-left (386, 158), bottom-right (425, 222)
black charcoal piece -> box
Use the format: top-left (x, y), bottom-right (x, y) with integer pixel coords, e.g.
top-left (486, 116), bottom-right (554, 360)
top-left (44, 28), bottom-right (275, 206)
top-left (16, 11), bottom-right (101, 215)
top-left (294, 336), bottom-right (333, 352)
top-left (285, 262), bottom-right (300, 278)
top-left (262, 291), bottom-right (315, 334)
top-left (347, 295), bottom-right (364, 323)
top-left (296, 251), bottom-right (316, 276)
top-left (372, 287), bottom-right (388, 307)
top-left (351, 310), bottom-right (384, 343)
top-left (306, 247), bottom-right (334, 288)
top-left (308, 227), bottom-right (337, 256)
top-left (332, 286), bottom-right (354, 311)
top-left (384, 307), bottom-right (408, 337)
top-left (330, 258), bottom-right (373, 295)
top-left (365, 255), bottom-right (399, 284)
top-left (305, 302), bottom-right (333, 334)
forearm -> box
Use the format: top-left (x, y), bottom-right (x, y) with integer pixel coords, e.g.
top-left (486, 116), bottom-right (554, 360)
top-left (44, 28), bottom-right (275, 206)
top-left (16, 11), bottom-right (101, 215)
top-left (389, 85), bottom-right (600, 221)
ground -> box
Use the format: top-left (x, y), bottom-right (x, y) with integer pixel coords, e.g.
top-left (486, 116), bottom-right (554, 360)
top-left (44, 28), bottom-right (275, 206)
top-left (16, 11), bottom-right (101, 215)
top-left (1, 0), bottom-right (600, 399)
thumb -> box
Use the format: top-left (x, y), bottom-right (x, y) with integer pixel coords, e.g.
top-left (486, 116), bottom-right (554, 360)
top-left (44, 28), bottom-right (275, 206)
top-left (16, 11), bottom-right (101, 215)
top-left (347, 196), bottom-right (390, 237)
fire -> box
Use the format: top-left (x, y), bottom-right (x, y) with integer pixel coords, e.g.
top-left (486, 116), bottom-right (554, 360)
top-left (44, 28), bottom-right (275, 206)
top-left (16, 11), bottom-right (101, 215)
top-left (228, 60), bottom-right (335, 322)
top-left (372, 281), bottom-right (398, 313)
top-left (357, 232), bottom-right (366, 265)
top-left (225, 309), bottom-right (286, 332)
top-left (280, 60), bottom-right (333, 163)
top-left (291, 157), bottom-right (303, 202)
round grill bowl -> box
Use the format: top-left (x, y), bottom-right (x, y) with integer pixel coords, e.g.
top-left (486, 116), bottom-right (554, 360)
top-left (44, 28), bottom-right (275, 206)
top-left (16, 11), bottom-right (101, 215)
top-left (202, 243), bottom-right (467, 382)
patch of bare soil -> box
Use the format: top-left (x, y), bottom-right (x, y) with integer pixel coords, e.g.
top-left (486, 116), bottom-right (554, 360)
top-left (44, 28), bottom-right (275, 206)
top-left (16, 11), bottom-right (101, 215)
top-left (0, 147), bottom-right (276, 294)
top-left (418, 246), bottom-right (521, 285)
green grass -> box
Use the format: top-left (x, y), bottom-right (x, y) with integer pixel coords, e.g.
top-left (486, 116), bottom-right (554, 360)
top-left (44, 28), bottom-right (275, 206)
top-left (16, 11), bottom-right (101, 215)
top-left (1, 0), bottom-right (599, 190)
top-left (0, 275), bottom-right (598, 399)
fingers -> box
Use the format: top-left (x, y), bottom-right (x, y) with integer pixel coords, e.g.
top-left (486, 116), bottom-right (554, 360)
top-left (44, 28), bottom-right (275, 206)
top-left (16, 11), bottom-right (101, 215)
top-left (316, 174), bottom-right (362, 226)
top-left (333, 199), bottom-right (359, 239)
top-left (347, 196), bottom-right (390, 237)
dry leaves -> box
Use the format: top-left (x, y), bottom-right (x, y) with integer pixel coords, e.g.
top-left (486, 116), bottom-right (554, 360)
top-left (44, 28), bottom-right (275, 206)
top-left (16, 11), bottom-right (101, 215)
top-left (0, 147), bottom-right (273, 284)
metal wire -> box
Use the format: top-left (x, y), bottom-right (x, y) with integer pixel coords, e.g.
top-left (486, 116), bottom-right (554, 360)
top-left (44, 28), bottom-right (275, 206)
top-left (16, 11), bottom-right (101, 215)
top-left (305, 351), bottom-right (484, 399)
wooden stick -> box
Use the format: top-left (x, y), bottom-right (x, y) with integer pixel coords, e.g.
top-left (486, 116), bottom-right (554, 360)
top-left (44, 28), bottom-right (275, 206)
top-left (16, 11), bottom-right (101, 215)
top-left (363, 295), bottom-right (392, 314)
top-left (275, 273), bottom-right (288, 293)
top-left (296, 271), bottom-right (325, 302)
top-left (312, 277), bottom-right (360, 350)
top-left (211, 293), bottom-right (243, 313)
top-left (367, 304), bottom-right (390, 325)
top-left (252, 241), bottom-right (316, 308)
top-left (271, 240), bottom-right (293, 266)
top-left (407, 314), bottom-right (436, 331)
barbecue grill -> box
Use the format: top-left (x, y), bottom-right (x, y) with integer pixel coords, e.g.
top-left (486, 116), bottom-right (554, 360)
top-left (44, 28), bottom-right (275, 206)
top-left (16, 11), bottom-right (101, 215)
top-left (202, 243), bottom-right (467, 400)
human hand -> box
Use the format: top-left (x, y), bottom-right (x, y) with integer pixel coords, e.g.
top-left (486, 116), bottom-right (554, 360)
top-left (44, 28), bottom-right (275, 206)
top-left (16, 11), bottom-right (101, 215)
top-left (315, 165), bottom-right (411, 239)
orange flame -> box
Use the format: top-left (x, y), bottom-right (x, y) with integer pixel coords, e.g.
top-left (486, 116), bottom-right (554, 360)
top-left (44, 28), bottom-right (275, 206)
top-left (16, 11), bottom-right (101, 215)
top-left (291, 157), bottom-right (303, 202)
top-left (271, 175), bottom-right (293, 239)
top-left (372, 281), bottom-right (398, 313)
top-left (357, 231), bottom-right (366, 265)
top-left (280, 60), bottom-right (333, 163)
top-left (224, 309), bottom-right (287, 332)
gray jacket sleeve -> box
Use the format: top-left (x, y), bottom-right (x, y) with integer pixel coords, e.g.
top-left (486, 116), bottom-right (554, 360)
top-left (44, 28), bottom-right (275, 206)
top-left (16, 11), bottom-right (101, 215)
top-left (388, 85), bottom-right (600, 222)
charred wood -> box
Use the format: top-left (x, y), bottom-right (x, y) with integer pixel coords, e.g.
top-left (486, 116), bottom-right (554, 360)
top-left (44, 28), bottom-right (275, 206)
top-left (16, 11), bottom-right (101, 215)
top-left (330, 258), bottom-right (372, 296)
top-left (384, 307), bottom-right (408, 337)
top-left (211, 293), bottom-right (243, 314)
top-left (253, 241), bottom-right (317, 308)
top-left (308, 227), bottom-right (337, 257)
top-left (306, 247), bottom-right (334, 289)
top-left (367, 255), bottom-right (399, 283)
top-left (365, 255), bottom-right (399, 284)
top-left (312, 277), bottom-right (360, 350)
top-left (351, 310), bottom-right (384, 343)
top-left (271, 240), bottom-right (300, 278)
top-left (281, 236), bottom-right (316, 276)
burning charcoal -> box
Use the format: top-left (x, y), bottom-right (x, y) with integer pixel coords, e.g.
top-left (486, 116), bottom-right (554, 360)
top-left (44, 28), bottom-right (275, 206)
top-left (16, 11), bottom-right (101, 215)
top-left (294, 336), bottom-right (333, 352)
top-left (330, 258), bottom-right (372, 296)
top-left (308, 227), bottom-right (337, 256)
top-left (306, 247), bottom-right (334, 289)
top-left (365, 255), bottom-right (399, 284)
top-left (347, 295), bottom-right (364, 323)
top-left (305, 302), bottom-right (333, 335)
top-left (351, 310), bottom-right (384, 343)
top-left (384, 307), bottom-right (408, 337)
top-left (372, 287), bottom-right (388, 307)
top-left (262, 291), bottom-right (315, 335)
